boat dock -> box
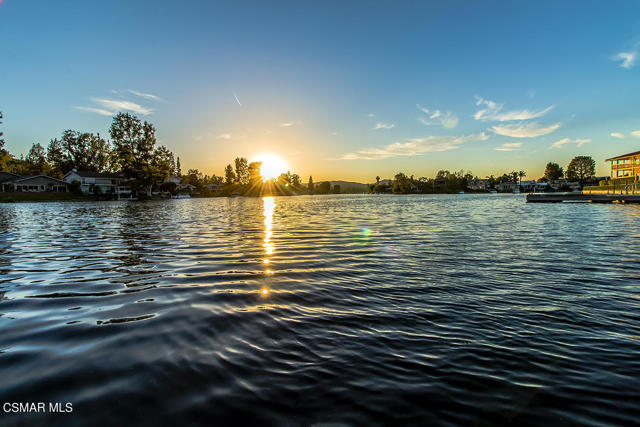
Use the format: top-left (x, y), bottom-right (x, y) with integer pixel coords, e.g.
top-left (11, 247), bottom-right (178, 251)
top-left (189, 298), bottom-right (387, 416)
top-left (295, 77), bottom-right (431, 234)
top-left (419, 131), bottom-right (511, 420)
top-left (526, 193), bottom-right (640, 203)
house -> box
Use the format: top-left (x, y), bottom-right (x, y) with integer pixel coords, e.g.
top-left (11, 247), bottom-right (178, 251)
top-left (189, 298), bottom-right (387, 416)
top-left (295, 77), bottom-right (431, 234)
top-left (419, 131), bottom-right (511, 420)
top-left (495, 181), bottom-right (518, 192)
top-left (549, 179), bottom-right (580, 191)
top-left (606, 150), bottom-right (640, 180)
top-left (63, 170), bottom-right (131, 196)
top-left (519, 180), bottom-right (537, 192)
top-left (2, 174), bottom-right (68, 192)
top-left (467, 178), bottom-right (489, 191)
top-left (164, 175), bottom-right (182, 185)
top-left (0, 171), bottom-right (21, 192)
top-left (206, 182), bottom-right (223, 193)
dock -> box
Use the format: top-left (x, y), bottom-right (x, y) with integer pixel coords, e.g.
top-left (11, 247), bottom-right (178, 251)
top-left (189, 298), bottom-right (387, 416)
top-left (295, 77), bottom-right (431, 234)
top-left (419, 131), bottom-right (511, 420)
top-left (526, 192), bottom-right (640, 203)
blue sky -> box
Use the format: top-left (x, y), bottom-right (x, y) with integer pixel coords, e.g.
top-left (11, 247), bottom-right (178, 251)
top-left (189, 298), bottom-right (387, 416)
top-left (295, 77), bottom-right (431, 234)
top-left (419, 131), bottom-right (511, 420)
top-left (2, 0), bottom-right (640, 181)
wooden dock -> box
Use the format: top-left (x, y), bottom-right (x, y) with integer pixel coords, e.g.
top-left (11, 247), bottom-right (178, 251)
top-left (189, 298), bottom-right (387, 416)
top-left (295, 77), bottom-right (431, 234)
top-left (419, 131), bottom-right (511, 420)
top-left (526, 192), bottom-right (640, 203)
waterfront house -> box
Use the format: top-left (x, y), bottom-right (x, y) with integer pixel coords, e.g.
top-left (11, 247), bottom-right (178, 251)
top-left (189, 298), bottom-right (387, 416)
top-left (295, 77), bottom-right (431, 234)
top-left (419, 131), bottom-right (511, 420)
top-left (0, 172), bottom-right (21, 192)
top-left (467, 178), bottom-right (489, 191)
top-left (1, 174), bottom-right (68, 192)
top-left (63, 170), bottom-right (131, 196)
top-left (606, 150), bottom-right (640, 180)
top-left (495, 181), bottom-right (517, 192)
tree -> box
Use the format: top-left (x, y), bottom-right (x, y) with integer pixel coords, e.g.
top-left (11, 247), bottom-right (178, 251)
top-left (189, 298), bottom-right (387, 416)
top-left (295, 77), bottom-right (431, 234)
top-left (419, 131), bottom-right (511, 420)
top-left (511, 171), bottom-right (519, 183)
top-left (248, 161), bottom-right (262, 185)
top-left (308, 176), bottom-right (314, 192)
top-left (566, 156), bottom-right (596, 183)
top-left (393, 172), bottom-right (412, 193)
top-left (234, 157), bottom-right (249, 184)
top-left (151, 145), bottom-right (174, 182)
top-left (59, 130), bottom-right (111, 173)
top-left (224, 164), bottom-right (235, 185)
top-left (316, 181), bottom-right (331, 194)
top-left (544, 162), bottom-right (564, 180)
top-left (291, 173), bottom-right (301, 187)
top-left (0, 111), bottom-right (5, 152)
top-left (25, 142), bottom-right (49, 175)
top-left (376, 176), bottom-right (380, 185)
top-left (109, 112), bottom-right (158, 196)
top-left (333, 184), bottom-right (341, 194)
top-left (518, 170), bottom-right (526, 185)
top-left (176, 157), bottom-right (182, 177)
top-left (46, 138), bottom-right (69, 177)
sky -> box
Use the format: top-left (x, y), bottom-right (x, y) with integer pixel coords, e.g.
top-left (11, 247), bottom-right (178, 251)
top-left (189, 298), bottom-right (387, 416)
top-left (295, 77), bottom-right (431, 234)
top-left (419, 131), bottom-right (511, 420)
top-left (2, 0), bottom-right (640, 182)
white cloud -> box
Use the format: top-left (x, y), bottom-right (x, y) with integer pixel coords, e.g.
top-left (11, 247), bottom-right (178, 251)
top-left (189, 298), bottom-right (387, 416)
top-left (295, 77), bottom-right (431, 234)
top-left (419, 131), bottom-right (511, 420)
top-left (417, 105), bottom-right (458, 129)
top-left (217, 134), bottom-right (231, 139)
top-left (632, 130), bottom-right (640, 138)
top-left (611, 132), bottom-right (625, 139)
top-left (551, 138), bottom-right (591, 149)
top-left (613, 51), bottom-right (637, 69)
top-left (495, 142), bottom-right (522, 151)
top-left (374, 122), bottom-right (395, 130)
top-left (73, 106), bottom-right (115, 116)
top-left (492, 122), bottom-right (561, 138)
top-left (280, 122), bottom-right (295, 127)
top-left (128, 89), bottom-right (164, 102)
top-left (367, 113), bottom-right (375, 117)
top-left (92, 98), bottom-right (153, 115)
top-left (474, 96), bottom-right (554, 122)
top-left (339, 132), bottom-right (489, 160)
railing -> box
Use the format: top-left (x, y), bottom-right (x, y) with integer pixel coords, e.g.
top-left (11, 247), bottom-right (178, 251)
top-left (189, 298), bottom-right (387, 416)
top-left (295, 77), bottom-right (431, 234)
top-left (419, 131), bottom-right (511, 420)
top-left (583, 183), bottom-right (640, 194)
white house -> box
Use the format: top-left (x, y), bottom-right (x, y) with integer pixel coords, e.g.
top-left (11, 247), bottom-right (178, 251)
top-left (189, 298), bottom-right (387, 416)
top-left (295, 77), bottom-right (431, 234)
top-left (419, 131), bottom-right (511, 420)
top-left (63, 170), bottom-right (131, 196)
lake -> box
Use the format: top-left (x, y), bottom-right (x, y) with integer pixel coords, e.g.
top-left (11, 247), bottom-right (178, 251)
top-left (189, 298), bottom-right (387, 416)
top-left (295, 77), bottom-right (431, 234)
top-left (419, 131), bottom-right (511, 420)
top-left (0, 194), bottom-right (638, 425)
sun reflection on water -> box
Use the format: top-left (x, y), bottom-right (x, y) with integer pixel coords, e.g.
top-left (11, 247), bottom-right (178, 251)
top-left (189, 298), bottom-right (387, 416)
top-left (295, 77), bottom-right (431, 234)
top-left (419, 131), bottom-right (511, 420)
top-left (262, 197), bottom-right (275, 295)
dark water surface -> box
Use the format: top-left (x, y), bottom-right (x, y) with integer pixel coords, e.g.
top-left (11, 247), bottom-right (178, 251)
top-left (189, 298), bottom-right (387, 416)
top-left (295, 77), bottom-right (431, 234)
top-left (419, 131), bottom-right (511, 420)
top-left (0, 194), bottom-right (638, 426)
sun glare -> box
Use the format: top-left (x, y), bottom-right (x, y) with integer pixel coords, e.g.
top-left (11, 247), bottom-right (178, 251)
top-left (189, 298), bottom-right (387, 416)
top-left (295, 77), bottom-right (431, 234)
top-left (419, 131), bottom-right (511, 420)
top-left (256, 154), bottom-right (287, 182)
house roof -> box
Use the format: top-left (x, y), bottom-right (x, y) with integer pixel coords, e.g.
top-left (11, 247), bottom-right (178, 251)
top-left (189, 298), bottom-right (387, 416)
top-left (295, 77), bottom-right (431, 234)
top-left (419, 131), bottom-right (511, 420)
top-left (11, 175), bottom-right (68, 184)
top-left (64, 170), bottom-right (124, 179)
top-left (0, 171), bottom-right (21, 183)
top-left (605, 150), bottom-right (640, 161)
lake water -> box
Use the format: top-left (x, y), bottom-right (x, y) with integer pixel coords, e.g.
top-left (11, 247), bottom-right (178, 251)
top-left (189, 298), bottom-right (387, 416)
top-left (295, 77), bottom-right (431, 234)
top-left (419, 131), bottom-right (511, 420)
top-left (0, 194), bottom-right (638, 425)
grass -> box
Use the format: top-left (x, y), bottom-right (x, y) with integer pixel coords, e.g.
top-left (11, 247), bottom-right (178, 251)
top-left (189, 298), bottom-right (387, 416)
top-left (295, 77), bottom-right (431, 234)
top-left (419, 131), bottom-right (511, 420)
top-left (0, 192), bottom-right (89, 203)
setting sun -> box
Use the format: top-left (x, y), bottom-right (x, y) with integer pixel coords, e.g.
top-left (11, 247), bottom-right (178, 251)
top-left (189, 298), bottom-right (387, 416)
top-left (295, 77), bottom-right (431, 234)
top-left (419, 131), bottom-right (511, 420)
top-left (256, 154), bottom-right (287, 181)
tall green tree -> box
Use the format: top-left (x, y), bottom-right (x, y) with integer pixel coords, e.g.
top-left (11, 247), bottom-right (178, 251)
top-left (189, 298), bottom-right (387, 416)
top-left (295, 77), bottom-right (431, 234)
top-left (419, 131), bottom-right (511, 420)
top-left (518, 170), bottom-right (526, 185)
top-left (248, 161), bottom-right (262, 185)
top-left (176, 157), bottom-right (182, 177)
top-left (234, 157), bottom-right (249, 184)
top-left (566, 156), bottom-right (596, 183)
top-left (308, 176), bottom-right (314, 192)
top-left (544, 162), bottom-right (564, 180)
top-left (0, 111), bottom-right (5, 152)
top-left (393, 172), bottom-right (412, 193)
top-left (59, 130), bottom-right (111, 172)
top-left (25, 142), bottom-right (50, 175)
top-left (109, 112), bottom-right (158, 196)
top-left (224, 164), bottom-right (235, 185)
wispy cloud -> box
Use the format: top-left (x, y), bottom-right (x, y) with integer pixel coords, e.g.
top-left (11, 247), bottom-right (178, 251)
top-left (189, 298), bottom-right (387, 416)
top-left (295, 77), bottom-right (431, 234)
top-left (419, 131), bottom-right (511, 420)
top-left (91, 98), bottom-right (153, 115)
top-left (417, 105), bottom-right (458, 129)
top-left (632, 130), bottom-right (640, 138)
top-left (128, 89), bottom-right (164, 102)
top-left (551, 138), bottom-right (591, 149)
top-left (73, 106), bottom-right (115, 116)
top-left (612, 51), bottom-right (637, 69)
top-left (367, 113), bottom-right (375, 117)
top-left (280, 122), bottom-right (295, 127)
top-left (495, 142), bottom-right (522, 152)
top-left (217, 134), bottom-right (231, 139)
top-left (374, 122), bottom-right (395, 130)
top-left (492, 122), bottom-right (561, 138)
top-left (339, 132), bottom-right (489, 160)
top-left (474, 96), bottom-right (554, 122)
top-left (611, 132), bottom-right (625, 139)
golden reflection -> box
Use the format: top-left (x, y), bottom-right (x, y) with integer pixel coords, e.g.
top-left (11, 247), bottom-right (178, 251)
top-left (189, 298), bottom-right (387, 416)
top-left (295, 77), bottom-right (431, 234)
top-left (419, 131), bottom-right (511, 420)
top-left (262, 196), bottom-right (275, 296)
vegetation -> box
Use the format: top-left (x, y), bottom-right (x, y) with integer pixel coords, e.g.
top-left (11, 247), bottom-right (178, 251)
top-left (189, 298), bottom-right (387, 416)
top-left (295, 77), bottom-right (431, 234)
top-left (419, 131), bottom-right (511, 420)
top-left (544, 162), bottom-right (564, 180)
top-left (566, 156), bottom-right (596, 183)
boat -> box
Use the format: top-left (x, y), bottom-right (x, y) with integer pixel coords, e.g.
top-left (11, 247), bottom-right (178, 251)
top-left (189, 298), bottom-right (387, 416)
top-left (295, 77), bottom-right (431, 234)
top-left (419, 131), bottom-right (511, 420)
top-left (489, 190), bottom-right (497, 194)
top-left (117, 194), bottom-right (137, 201)
top-left (171, 194), bottom-right (191, 199)
top-left (458, 191), bottom-right (465, 194)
